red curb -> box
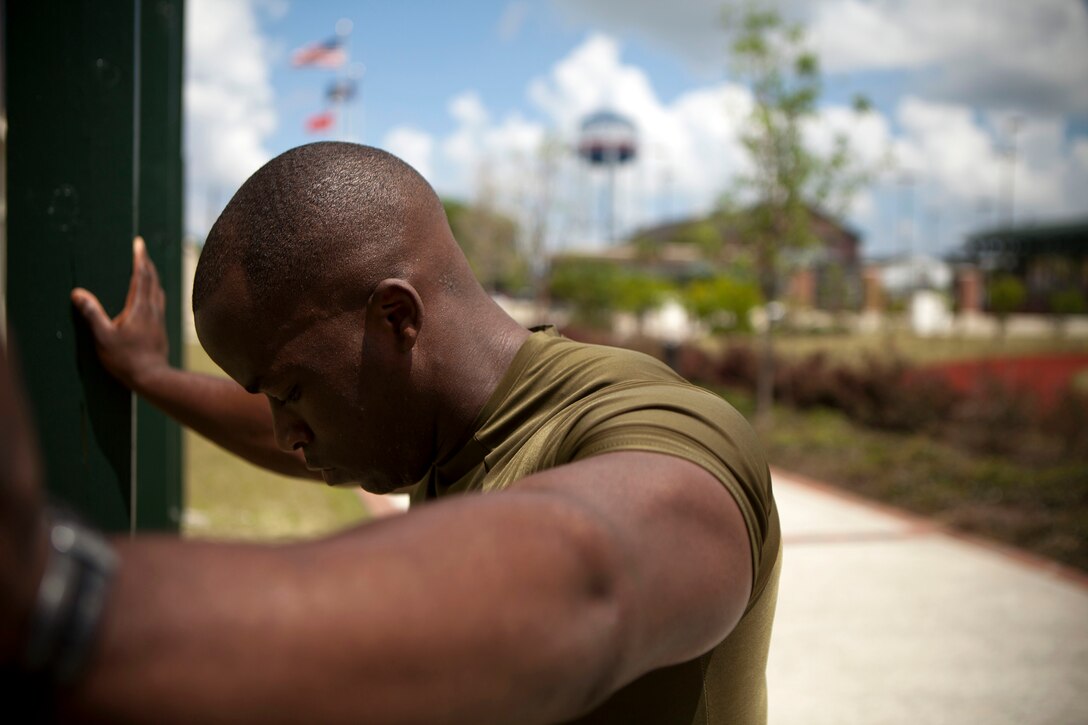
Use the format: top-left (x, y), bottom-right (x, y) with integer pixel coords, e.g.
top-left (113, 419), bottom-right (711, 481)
top-left (771, 465), bottom-right (1088, 590)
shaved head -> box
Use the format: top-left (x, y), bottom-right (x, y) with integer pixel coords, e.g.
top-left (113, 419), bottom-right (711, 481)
top-left (193, 142), bottom-right (464, 315)
top-left (190, 142), bottom-right (529, 490)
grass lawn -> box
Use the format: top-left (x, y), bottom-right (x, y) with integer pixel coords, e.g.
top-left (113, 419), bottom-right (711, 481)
top-left (182, 344), bottom-right (369, 541)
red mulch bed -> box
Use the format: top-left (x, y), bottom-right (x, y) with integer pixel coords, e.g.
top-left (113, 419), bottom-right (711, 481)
top-left (921, 354), bottom-right (1088, 409)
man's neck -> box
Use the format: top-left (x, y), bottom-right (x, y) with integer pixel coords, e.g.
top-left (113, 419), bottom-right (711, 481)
top-left (428, 297), bottom-right (532, 465)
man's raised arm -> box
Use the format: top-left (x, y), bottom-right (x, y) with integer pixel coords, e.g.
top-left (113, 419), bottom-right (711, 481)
top-left (70, 238), bottom-right (318, 480)
top-left (54, 450), bottom-right (751, 724)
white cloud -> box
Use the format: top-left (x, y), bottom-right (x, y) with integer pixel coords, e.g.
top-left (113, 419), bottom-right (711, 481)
top-left (449, 91), bottom-right (490, 127)
top-left (810, 0), bottom-right (955, 72)
top-left (379, 32), bottom-right (1086, 258)
top-left (527, 34), bottom-right (665, 132)
top-left (802, 104), bottom-right (895, 221)
top-left (412, 34), bottom-right (761, 248)
top-left (552, 0), bottom-right (727, 72)
top-left (850, 96), bottom-right (1088, 255)
top-left (1004, 117), bottom-right (1088, 221)
top-left (436, 91), bottom-right (544, 195)
top-left (888, 99), bottom-right (1088, 222)
top-left (810, 0), bottom-right (1088, 115)
top-left (425, 33), bottom-right (902, 249)
top-left (185, 0), bottom-right (278, 236)
top-left (381, 127), bottom-right (435, 180)
top-left (527, 34), bottom-right (742, 212)
top-left (893, 98), bottom-right (1000, 201)
top-left (806, 105), bottom-right (893, 170)
top-left (556, 0), bottom-right (1088, 117)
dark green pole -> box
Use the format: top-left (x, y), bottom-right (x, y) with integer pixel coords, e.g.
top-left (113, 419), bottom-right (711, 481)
top-left (136, 0), bottom-right (185, 531)
top-left (5, 0), bottom-right (184, 533)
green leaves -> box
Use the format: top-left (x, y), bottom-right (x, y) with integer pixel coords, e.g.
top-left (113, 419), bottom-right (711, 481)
top-left (684, 275), bottom-right (762, 332)
top-left (547, 259), bottom-right (678, 328)
top-left (721, 3), bottom-right (881, 293)
top-left (988, 273), bottom-right (1027, 316)
top-left (443, 198), bottom-right (529, 295)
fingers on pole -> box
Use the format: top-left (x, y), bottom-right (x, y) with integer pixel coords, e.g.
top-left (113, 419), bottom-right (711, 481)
top-left (143, 240), bottom-right (166, 311)
top-left (70, 288), bottom-right (112, 340)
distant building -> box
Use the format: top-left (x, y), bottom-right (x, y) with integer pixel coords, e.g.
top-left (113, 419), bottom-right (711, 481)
top-left (966, 219), bottom-right (1088, 313)
top-left (868, 254), bottom-right (954, 300)
top-left (627, 206), bottom-right (863, 311)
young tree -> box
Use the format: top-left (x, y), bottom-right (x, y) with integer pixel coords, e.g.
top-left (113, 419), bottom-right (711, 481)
top-left (988, 273), bottom-right (1027, 339)
top-left (723, 3), bottom-right (876, 419)
top-left (443, 198), bottom-right (529, 295)
top-left (547, 258), bottom-right (623, 329)
top-left (684, 275), bottom-right (762, 333)
top-left (614, 272), bottom-right (675, 335)
top-left (1050, 287), bottom-right (1086, 338)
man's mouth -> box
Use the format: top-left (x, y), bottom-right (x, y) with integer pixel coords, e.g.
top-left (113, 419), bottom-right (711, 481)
top-left (322, 467), bottom-right (357, 486)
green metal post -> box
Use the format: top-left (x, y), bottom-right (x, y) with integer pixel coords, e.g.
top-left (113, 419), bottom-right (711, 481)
top-left (5, 0), bottom-right (184, 533)
top-left (136, 0), bottom-right (185, 531)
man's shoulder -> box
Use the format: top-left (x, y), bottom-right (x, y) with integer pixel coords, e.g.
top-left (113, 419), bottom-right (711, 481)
top-left (531, 331), bottom-right (685, 387)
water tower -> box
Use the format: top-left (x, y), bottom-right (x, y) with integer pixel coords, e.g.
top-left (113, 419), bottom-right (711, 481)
top-left (577, 110), bottom-right (638, 243)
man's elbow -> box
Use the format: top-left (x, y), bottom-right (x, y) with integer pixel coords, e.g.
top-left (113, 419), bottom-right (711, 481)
top-left (525, 494), bottom-right (640, 718)
top-left (556, 528), bottom-right (740, 719)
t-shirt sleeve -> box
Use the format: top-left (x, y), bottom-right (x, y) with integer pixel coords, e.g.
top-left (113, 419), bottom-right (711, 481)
top-left (557, 383), bottom-right (778, 600)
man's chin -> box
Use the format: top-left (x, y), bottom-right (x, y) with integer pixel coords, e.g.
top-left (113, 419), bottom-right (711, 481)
top-left (320, 466), bottom-right (411, 494)
top-left (320, 467), bottom-right (359, 487)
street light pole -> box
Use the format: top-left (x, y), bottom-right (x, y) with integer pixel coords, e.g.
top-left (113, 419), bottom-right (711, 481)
top-left (1003, 115), bottom-right (1022, 226)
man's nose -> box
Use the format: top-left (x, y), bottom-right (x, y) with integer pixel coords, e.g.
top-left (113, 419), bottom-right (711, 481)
top-left (271, 405), bottom-right (313, 452)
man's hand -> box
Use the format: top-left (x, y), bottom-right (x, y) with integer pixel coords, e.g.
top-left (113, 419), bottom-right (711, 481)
top-left (0, 339), bottom-right (47, 665)
top-left (71, 237), bottom-right (169, 392)
top-left (69, 239), bottom-right (313, 479)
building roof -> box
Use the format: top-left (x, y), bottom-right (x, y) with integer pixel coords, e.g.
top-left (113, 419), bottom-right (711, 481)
top-left (967, 218), bottom-right (1088, 257)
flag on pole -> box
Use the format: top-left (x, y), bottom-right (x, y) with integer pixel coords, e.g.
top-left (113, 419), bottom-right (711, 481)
top-left (305, 110), bottom-right (336, 133)
top-left (291, 37), bottom-right (346, 68)
top-left (326, 79), bottom-right (357, 103)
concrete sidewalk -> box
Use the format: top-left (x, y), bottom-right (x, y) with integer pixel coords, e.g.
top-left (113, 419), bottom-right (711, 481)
top-left (767, 469), bottom-right (1088, 725)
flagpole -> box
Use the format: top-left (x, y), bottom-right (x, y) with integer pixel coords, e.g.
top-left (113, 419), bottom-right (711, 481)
top-left (336, 18), bottom-right (352, 141)
top-left (356, 64), bottom-right (366, 145)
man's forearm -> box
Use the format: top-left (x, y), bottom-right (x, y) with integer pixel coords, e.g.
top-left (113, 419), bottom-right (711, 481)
top-left (61, 489), bottom-right (629, 724)
top-left (55, 452), bottom-right (751, 723)
top-left (133, 366), bottom-right (317, 479)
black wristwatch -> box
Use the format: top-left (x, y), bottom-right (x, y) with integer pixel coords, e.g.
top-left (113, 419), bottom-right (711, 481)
top-left (22, 507), bottom-right (117, 686)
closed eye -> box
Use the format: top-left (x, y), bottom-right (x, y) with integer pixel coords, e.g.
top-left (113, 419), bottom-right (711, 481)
top-left (267, 386), bottom-right (300, 405)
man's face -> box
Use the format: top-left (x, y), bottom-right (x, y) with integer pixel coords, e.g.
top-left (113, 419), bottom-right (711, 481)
top-left (195, 273), bottom-right (432, 493)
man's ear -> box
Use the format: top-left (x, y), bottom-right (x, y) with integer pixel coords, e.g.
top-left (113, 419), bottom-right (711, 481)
top-left (367, 279), bottom-right (423, 351)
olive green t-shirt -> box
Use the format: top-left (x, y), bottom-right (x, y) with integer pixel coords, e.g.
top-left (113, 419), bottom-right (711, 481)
top-left (412, 327), bottom-right (781, 724)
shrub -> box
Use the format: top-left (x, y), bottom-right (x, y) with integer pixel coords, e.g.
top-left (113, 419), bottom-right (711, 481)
top-left (683, 276), bottom-right (762, 333)
top-left (1040, 383), bottom-right (1088, 462)
top-left (987, 274), bottom-right (1026, 317)
top-left (571, 334), bottom-right (1087, 470)
top-left (1050, 287), bottom-right (1086, 316)
top-left (822, 356), bottom-right (959, 432)
top-left (942, 377), bottom-right (1038, 457)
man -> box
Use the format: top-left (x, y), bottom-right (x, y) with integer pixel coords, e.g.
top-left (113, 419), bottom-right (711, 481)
top-left (5, 142), bottom-right (780, 722)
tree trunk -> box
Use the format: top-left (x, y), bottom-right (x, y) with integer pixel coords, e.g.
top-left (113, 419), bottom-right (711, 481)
top-left (756, 264), bottom-right (777, 423)
top-left (756, 316), bottom-right (775, 422)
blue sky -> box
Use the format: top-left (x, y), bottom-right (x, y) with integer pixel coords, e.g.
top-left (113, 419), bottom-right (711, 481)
top-left (185, 0), bottom-right (1088, 259)
top-left (264, 2), bottom-right (708, 148)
